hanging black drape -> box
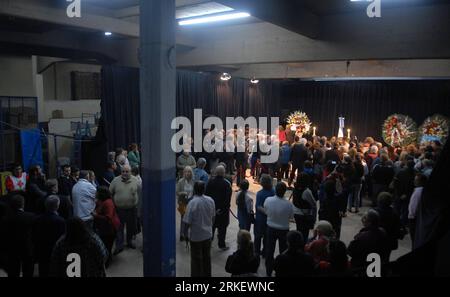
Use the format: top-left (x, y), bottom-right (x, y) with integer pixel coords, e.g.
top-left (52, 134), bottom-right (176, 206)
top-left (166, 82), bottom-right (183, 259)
top-left (280, 80), bottom-right (450, 142)
top-left (100, 66), bottom-right (450, 149)
top-left (100, 66), bottom-right (281, 150)
top-left (101, 66), bottom-right (141, 151)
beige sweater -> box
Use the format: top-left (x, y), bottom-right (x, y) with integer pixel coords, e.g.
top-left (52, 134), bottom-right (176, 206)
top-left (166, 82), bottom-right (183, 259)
top-left (109, 176), bottom-right (139, 209)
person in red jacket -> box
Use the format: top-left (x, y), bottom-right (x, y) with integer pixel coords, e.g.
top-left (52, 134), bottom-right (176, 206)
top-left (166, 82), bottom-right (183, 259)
top-left (278, 126), bottom-right (287, 143)
top-left (5, 164), bottom-right (28, 193)
top-left (94, 186), bottom-right (121, 266)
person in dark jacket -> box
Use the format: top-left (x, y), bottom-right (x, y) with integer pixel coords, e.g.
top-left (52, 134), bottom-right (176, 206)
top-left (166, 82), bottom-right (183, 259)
top-left (225, 230), bottom-right (260, 276)
top-left (33, 195), bottom-right (66, 277)
top-left (277, 141), bottom-right (291, 182)
top-left (318, 178), bottom-right (347, 239)
top-left (371, 154), bottom-right (395, 207)
top-left (50, 217), bottom-right (108, 277)
top-left (0, 196), bottom-right (11, 271)
top-left (289, 137), bottom-right (309, 186)
top-left (325, 143), bottom-right (341, 164)
top-left (5, 195), bottom-right (36, 277)
top-left (348, 154), bottom-right (365, 213)
top-left (392, 159), bottom-right (415, 226)
top-left (26, 165), bottom-right (47, 213)
top-left (375, 192), bottom-right (402, 260)
top-left (57, 164), bottom-right (73, 197)
top-left (254, 174), bottom-right (275, 257)
top-left (70, 166), bottom-right (80, 187)
top-left (101, 161), bottom-right (117, 187)
top-left (348, 209), bottom-right (391, 275)
top-left (274, 231), bottom-right (315, 277)
top-left (235, 147), bottom-right (248, 187)
top-left (205, 165), bottom-right (232, 250)
top-left (44, 179), bottom-right (73, 220)
top-left (236, 180), bottom-right (254, 231)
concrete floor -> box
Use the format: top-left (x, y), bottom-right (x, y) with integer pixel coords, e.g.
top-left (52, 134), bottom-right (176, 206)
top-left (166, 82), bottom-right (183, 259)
top-left (0, 175), bottom-right (412, 278)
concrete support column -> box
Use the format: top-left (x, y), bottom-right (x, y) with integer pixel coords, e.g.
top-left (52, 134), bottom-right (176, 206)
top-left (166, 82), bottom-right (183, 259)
top-left (139, 0), bottom-right (177, 277)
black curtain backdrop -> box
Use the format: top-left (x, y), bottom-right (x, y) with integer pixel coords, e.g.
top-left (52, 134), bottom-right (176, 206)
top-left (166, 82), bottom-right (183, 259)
top-left (101, 66), bottom-right (281, 150)
top-left (280, 80), bottom-right (450, 142)
top-left (100, 65), bottom-right (450, 149)
top-left (101, 66), bottom-right (141, 151)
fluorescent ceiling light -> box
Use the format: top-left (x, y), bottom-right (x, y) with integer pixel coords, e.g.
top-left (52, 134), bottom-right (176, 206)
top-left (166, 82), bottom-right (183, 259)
top-left (179, 12), bottom-right (250, 26)
top-left (104, 32), bottom-right (112, 36)
top-left (176, 2), bottom-right (234, 19)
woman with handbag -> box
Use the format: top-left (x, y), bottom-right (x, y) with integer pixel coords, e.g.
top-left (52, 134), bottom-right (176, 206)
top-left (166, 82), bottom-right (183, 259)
top-left (176, 166), bottom-right (195, 241)
top-left (236, 179), bottom-right (255, 231)
top-left (292, 173), bottom-right (317, 242)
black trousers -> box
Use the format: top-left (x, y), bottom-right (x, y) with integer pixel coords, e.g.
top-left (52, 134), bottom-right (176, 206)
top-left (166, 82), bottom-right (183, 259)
top-left (38, 255), bottom-right (51, 277)
top-left (277, 164), bottom-right (290, 181)
top-left (294, 214), bottom-right (312, 242)
top-left (265, 226), bottom-right (288, 277)
top-left (116, 208), bottom-right (137, 249)
top-left (289, 164), bottom-right (303, 185)
top-left (190, 240), bottom-right (212, 277)
top-left (212, 212), bottom-right (229, 248)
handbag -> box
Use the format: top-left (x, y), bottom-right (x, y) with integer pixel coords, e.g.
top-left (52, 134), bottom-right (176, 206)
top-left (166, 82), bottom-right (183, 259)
top-left (177, 193), bottom-right (188, 216)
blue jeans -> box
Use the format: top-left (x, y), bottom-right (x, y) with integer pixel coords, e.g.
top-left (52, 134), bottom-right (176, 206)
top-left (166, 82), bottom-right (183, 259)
top-left (348, 183), bottom-right (362, 209)
top-left (265, 226), bottom-right (288, 277)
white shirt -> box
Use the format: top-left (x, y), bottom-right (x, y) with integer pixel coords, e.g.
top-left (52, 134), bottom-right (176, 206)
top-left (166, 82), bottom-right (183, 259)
top-left (183, 195), bottom-right (216, 242)
top-left (72, 179), bottom-right (97, 221)
top-left (264, 195), bottom-right (293, 230)
top-left (408, 187), bottom-right (423, 219)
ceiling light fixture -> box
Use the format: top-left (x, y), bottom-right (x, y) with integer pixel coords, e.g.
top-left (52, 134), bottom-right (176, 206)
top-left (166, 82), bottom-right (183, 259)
top-left (220, 73), bottom-right (231, 81)
top-left (179, 12), bottom-right (250, 26)
top-left (176, 3), bottom-right (234, 19)
top-left (250, 78), bottom-right (259, 84)
top-left (104, 32), bottom-right (112, 36)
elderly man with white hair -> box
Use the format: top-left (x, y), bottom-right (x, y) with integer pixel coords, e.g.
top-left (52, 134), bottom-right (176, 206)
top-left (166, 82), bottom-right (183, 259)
top-left (205, 165), bottom-right (232, 250)
top-left (193, 158), bottom-right (209, 183)
top-left (109, 165), bottom-right (140, 254)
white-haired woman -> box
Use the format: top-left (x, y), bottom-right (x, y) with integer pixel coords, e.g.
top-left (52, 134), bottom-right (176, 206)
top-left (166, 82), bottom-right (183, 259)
top-left (176, 166), bottom-right (195, 241)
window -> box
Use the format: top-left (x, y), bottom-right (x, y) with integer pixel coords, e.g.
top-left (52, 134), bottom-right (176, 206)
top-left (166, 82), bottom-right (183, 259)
top-left (70, 71), bottom-right (101, 100)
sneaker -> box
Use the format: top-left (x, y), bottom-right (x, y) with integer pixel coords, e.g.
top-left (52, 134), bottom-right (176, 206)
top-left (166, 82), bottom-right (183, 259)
top-left (219, 246), bottom-right (230, 251)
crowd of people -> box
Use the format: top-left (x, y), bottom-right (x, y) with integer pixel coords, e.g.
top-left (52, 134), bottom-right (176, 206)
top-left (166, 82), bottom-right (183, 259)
top-left (177, 126), bottom-right (442, 277)
top-left (0, 124), bottom-right (443, 277)
top-left (0, 144), bottom-right (142, 277)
